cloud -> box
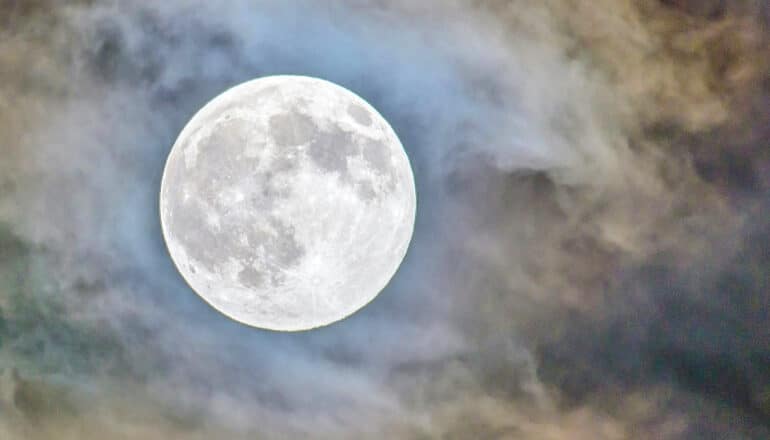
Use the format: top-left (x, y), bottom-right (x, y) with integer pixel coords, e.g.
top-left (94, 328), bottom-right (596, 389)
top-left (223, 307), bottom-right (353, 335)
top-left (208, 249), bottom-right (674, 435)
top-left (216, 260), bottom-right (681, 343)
top-left (0, 0), bottom-right (768, 438)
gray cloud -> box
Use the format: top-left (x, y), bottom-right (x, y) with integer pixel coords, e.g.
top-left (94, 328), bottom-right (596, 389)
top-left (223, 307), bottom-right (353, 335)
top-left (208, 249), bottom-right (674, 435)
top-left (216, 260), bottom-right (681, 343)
top-left (0, 0), bottom-right (768, 438)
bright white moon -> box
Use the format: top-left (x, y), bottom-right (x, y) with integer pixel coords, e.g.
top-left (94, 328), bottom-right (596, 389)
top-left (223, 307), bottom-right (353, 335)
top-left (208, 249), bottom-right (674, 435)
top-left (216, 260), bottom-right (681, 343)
top-left (160, 75), bottom-right (416, 331)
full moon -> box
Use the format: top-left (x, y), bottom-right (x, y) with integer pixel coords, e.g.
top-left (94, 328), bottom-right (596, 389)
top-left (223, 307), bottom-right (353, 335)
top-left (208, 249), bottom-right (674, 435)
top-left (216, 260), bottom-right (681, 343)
top-left (159, 75), bottom-right (416, 331)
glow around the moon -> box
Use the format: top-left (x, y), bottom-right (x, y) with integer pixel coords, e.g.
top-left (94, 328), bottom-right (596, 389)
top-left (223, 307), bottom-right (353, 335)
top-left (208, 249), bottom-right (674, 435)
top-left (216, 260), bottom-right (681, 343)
top-left (159, 75), bottom-right (416, 331)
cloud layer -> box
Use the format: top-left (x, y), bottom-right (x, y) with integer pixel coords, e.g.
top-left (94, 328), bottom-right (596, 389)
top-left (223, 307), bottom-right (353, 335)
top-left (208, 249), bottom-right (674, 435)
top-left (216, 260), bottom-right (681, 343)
top-left (0, 0), bottom-right (768, 438)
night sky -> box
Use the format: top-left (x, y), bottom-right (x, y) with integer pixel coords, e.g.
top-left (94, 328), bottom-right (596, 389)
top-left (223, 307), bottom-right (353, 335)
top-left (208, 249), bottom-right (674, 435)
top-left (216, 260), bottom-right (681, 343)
top-left (1, 1), bottom-right (769, 438)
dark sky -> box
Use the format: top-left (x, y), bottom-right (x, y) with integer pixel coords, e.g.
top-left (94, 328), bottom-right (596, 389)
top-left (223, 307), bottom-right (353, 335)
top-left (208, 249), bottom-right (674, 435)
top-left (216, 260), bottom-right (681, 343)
top-left (0, 0), bottom-right (768, 438)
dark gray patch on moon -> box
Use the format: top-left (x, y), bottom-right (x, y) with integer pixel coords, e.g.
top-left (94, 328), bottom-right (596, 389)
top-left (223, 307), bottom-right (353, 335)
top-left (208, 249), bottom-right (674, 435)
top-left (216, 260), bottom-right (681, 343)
top-left (271, 154), bottom-right (299, 174)
top-left (252, 171), bottom-right (291, 211)
top-left (362, 138), bottom-right (398, 194)
top-left (238, 266), bottom-right (264, 288)
top-left (356, 181), bottom-right (377, 200)
top-left (308, 126), bottom-right (357, 177)
top-left (268, 218), bottom-right (305, 270)
top-left (270, 112), bottom-right (316, 147)
top-left (362, 139), bottom-right (392, 174)
top-left (347, 103), bottom-right (372, 126)
top-left (189, 118), bottom-right (256, 169)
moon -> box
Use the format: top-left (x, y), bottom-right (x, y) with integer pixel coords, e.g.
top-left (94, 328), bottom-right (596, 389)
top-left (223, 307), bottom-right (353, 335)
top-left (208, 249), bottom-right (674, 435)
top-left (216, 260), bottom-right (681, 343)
top-left (159, 75), bottom-right (417, 331)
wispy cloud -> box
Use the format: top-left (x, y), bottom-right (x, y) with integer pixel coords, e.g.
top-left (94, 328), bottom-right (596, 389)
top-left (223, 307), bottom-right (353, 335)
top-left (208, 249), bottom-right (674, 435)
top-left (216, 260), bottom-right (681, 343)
top-left (0, 0), bottom-right (768, 438)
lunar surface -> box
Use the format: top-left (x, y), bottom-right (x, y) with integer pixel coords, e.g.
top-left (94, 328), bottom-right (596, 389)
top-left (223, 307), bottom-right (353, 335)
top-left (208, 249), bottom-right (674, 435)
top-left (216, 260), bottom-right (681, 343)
top-left (160, 75), bottom-right (416, 331)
